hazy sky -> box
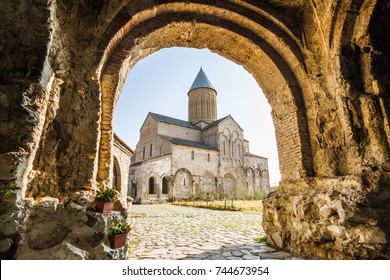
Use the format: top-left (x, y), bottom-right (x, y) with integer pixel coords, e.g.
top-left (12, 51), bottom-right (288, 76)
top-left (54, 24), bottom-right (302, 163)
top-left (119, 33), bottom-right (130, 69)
top-left (114, 47), bottom-right (281, 186)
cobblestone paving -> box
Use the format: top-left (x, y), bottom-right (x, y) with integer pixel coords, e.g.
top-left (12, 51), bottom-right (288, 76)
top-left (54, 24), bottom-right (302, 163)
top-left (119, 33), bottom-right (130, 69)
top-left (127, 204), bottom-right (298, 260)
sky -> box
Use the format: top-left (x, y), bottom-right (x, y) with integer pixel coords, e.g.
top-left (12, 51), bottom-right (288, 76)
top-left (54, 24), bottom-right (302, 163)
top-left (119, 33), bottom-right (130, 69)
top-left (113, 47), bottom-right (281, 186)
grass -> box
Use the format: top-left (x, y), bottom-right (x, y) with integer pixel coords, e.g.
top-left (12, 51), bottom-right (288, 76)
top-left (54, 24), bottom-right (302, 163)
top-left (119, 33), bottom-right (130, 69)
top-left (127, 238), bottom-right (138, 255)
top-left (172, 200), bottom-right (263, 212)
top-left (253, 235), bottom-right (267, 243)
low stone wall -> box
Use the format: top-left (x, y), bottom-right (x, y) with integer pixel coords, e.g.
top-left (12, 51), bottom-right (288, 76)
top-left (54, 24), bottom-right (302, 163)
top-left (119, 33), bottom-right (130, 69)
top-left (262, 173), bottom-right (390, 259)
top-left (0, 193), bottom-right (129, 259)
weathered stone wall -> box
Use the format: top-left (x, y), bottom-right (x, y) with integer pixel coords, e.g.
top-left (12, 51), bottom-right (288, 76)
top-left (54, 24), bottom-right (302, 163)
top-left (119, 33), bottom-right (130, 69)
top-left (129, 155), bottom-right (172, 201)
top-left (171, 145), bottom-right (219, 177)
top-left (0, 0), bottom-right (389, 259)
top-left (112, 134), bottom-right (133, 200)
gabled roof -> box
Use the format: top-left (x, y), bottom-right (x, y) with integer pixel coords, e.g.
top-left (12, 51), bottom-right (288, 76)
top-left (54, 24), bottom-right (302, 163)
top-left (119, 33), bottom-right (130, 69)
top-left (149, 112), bottom-right (201, 130)
top-left (113, 133), bottom-right (134, 154)
top-left (203, 115), bottom-right (244, 132)
top-left (160, 135), bottom-right (218, 151)
top-left (203, 115), bottom-right (231, 130)
top-left (188, 68), bottom-right (216, 92)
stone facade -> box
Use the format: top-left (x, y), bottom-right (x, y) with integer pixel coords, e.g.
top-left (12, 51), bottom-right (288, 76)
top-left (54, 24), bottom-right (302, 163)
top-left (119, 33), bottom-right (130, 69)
top-left (129, 69), bottom-right (270, 202)
top-left (0, 0), bottom-right (389, 259)
top-left (112, 133), bottom-right (134, 201)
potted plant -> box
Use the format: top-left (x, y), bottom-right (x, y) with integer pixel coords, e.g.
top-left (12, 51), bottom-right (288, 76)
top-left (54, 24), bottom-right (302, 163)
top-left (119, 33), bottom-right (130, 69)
top-left (95, 188), bottom-right (118, 213)
top-left (107, 219), bottom-right (131, 249)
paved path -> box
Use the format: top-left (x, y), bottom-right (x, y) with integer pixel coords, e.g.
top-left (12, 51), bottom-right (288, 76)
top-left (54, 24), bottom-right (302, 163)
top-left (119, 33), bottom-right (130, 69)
top-left (127, 204), bottom-right (297, 260)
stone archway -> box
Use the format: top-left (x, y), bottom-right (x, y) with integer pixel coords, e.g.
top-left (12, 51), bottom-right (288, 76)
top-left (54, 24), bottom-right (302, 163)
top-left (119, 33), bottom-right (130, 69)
top-left (174, 169), bottom-right (193, 199)
top-left (223, 173), bottom-right (236, 198)
top-left (1, 0), bottom-right (389, 259)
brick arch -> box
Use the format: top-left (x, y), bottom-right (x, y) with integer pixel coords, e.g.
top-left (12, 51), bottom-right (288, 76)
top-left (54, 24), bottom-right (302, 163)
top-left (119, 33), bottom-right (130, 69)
top-left (3, 0), bottom-right (389, 260)
top-left (96, 1), bottom-right (314, 187)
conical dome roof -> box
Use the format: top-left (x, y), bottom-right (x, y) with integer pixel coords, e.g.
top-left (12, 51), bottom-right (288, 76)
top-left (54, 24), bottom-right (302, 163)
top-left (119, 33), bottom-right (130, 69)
top-left (188, 68), bottom-right (216, 92)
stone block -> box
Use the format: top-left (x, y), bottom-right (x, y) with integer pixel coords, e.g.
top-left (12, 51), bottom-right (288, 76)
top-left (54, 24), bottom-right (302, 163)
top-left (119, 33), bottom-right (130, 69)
top-left (0, 239), bottom-right (12, 253)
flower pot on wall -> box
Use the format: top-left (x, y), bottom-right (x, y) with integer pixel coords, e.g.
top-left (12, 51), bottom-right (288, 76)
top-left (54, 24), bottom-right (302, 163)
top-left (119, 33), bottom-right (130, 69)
top-left (108, 233), bottom-right (128, 249)
top-left (95, 201), bottom-right (114, 213)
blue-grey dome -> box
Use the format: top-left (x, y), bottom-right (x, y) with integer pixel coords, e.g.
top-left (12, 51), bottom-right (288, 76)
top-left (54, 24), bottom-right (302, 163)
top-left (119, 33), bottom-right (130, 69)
top-left (188, 68), bottom-right (216, 92)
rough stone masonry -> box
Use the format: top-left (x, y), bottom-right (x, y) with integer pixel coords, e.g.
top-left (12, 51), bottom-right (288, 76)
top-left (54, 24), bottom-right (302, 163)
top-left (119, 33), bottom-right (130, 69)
top-left (0, 0), bottom-right (389, 259)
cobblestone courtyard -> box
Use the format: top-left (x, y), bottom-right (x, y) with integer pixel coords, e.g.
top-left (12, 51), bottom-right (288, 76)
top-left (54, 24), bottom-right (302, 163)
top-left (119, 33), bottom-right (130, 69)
top-left (127, 205), bottom-right (297, 260)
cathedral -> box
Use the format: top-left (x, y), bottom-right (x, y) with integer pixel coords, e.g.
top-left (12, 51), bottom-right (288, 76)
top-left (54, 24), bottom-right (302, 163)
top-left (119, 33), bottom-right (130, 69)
top-left (129, 68), bottom-right (269, 202)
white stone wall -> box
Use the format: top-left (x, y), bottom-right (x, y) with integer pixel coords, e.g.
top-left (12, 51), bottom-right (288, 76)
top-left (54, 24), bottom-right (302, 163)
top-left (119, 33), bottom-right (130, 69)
top-left (245, 154), bottom-right (270, 190)
top-left (129, 155), bottom-right (172, 201)
top-left (111, 139), bottom-right (133, 202)
top-left (171, 145), bottom-right (219, 176)
top-left (158, 122), bottom-right (201, 142)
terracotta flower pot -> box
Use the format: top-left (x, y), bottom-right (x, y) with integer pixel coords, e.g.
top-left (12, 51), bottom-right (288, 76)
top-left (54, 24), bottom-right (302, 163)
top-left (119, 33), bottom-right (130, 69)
top-left (95, 201), bottom-right (114, 213)
top-left (108, 233), bottom-right (128, 249)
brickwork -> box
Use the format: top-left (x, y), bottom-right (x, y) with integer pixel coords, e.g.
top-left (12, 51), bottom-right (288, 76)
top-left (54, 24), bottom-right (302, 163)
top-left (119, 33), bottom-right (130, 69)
top-left (1, 0), bottom-right (389, 260)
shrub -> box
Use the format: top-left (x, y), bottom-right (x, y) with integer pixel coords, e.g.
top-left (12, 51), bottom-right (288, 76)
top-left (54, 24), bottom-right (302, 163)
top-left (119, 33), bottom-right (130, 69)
top-left (253, 189), bottom-right (268, 200)
top-left (107, 220), bottom-right (131, 237)
top-left (237, 185), bottom-right (252, 200)
top-left (95, 188), bottom-right (118, 202)
top-left (188, 193), bottom-right (196, 200)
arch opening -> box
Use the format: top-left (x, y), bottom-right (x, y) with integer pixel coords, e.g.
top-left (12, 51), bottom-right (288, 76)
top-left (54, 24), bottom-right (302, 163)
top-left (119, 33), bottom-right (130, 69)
top-left (97, 3), bottom-right (315, 188)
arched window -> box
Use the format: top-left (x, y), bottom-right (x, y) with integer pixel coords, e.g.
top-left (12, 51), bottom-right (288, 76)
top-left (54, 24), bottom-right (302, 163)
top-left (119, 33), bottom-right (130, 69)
top-left (223, 142), bottom-right (226, 155)
top-left (112, 163), bottom-right (118, 190)
top-left (131, 183), bottom-right (137, 198)
top-left (112, 157), bottom-right (121, 190)
top-left (162, 177), bottom-right (169, 194)
top-left (191, 151), bottom-right (194, 160)
top-left (149, 177), bottom-right (155, 194)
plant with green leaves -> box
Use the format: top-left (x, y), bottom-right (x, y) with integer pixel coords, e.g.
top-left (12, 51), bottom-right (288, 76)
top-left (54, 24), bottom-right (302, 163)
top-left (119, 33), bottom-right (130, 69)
top-left (107, 220), bottom-right (131, 237)
top-left (237, 185), bottom-right (251, 200)
top-left (95, 188), bottom-right (118, 202)
top-left (253, 235), bottom-right (267, 243)
top-left (253, 189), bottom-right (268, 200)
top-left (0, 181), bottom-right (15, 199)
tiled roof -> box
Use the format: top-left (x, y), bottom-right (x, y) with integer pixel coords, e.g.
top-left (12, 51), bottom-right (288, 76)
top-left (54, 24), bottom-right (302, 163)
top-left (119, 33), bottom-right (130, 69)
top-left (188, 68), bottom-right (216, 92)
top-left (160, 135), bottom-right (218, 150)
top-left (150, 112), bottom-right (201, 130)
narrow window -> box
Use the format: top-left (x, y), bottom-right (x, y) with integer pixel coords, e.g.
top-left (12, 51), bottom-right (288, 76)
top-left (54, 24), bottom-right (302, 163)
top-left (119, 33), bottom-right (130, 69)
top-left (223, 142), bottom-right (226, 155)
top-left (162, 177), bottom-right (168, 194)
top-left (149, 177), bottom-right (155, 194)
top-left (143, 147), bottom-right (145, 159)
top-left (150, 143), bottom-right (153, 157)
top-left (208, 154), bottom-right (210, 162)
top-left (184, 179), bottom-right (186, 186)
top-left (238, 145), bottom-right (241, 157)
top-left (232, 142), bottom-right (234, 157)
top-left (191, 151), bottom-right (194, 160)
